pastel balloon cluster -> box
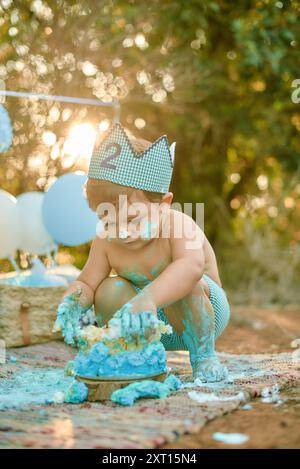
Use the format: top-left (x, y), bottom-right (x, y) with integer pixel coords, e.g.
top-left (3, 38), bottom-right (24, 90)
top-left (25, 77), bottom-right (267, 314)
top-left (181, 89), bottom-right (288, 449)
top-left (0, 173), bottom-right (98, 261)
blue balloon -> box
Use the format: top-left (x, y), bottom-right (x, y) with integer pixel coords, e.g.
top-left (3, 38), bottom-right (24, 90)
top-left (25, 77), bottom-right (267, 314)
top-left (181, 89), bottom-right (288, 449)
top-left (0, 104), bottom-right (13, 153)
top-left (42, 173), bottom-right (98, 246)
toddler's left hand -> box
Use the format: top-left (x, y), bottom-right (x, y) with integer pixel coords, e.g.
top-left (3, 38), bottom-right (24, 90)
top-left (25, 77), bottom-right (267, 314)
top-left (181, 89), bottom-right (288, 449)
top-left (114, 291), bottom-right (158, 342)
top-left (128, 290), bottom-right (157, 317)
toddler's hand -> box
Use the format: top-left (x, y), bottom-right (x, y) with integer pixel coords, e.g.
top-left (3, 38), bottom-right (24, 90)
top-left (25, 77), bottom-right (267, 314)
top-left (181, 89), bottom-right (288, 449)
top-left (114, 293), bottom-right (158, 343)
top-left (53, 288), bottom-right (93, 347)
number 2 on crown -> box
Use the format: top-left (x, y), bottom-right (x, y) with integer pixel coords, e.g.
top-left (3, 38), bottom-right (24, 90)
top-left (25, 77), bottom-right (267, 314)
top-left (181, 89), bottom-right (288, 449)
top-left (100, 142), bottom-right (121, 169)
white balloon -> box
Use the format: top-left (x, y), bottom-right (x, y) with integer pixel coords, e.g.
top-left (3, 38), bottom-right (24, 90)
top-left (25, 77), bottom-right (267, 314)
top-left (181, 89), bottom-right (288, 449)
top-left (0, 189), bottom-right (20, 259)
top-left (17, 192), bottom-right (56, 255)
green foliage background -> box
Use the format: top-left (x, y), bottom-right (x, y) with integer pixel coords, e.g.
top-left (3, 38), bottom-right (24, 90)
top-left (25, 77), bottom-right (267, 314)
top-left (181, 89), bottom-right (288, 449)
top-left (0, 0), bottom-right (299, 304)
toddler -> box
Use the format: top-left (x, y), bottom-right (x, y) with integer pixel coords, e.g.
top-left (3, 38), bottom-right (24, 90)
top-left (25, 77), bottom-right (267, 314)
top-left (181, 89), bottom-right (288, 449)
top-left (56, 122), bottom-right (230, 382)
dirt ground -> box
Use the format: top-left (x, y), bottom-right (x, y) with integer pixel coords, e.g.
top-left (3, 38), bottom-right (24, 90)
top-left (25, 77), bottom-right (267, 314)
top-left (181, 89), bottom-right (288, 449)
top-left (164, 305), bottom-right (300, 449)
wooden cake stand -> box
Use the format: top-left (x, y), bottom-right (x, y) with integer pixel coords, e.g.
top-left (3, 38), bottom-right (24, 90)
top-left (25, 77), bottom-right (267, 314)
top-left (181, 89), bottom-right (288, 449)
top-left (76, 371), bottom-right (168, 401)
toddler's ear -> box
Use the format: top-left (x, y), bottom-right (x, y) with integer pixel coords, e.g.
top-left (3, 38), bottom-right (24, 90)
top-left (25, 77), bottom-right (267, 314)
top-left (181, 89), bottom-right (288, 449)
top-left (161, 192), bottom-right (173, 206)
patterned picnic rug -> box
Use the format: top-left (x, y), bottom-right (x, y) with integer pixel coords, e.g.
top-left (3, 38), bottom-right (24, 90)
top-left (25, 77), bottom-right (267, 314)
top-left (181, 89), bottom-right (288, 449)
top-left (0, 342), bottom-right (300, 449)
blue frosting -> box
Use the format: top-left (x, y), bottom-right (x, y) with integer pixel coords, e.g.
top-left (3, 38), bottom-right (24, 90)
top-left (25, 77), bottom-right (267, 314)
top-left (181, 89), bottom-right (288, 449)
top-left (181, 297), bottom-right (228, 382)
top-left (111, 374), bottom-right (182, 406)
top-left (73, 341), bottom-right (167, 378)
top-left (64, 380), bottom-right (88, 403)
top-left (0, 364), bottom-right (89, 408)
top-left (53, 289), bottom-right (94, 347)
top-left (0, 367), bottom-right (74, 409)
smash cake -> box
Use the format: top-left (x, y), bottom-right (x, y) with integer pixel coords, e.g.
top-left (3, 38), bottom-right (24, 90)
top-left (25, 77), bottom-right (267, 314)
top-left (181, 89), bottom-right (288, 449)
top-left (64, 302), bottom-right (173, 380)
top-left (72, 340), bottom-right (167, 379)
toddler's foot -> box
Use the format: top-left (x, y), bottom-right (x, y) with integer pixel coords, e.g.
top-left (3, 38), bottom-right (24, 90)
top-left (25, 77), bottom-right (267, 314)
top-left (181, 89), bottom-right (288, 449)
top-left (192, 355), bottom-right (228, 382)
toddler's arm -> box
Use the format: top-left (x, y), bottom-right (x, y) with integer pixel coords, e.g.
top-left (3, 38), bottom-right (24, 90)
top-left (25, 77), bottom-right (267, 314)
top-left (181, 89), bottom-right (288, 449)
top-left (61, 236), bottom-right (111, 307)
top-left (144, 211), bottom-right (205, 308)
top-left (54, 237), bottom-right (111, 345)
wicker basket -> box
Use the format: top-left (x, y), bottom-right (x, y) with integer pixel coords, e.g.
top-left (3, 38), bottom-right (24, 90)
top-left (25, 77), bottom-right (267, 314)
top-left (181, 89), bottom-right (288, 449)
top-left (0, 266), bottom-right (81, 348)
top-left (0, 264), bottom-right (73, 348)
top-left (0, 282), bottom-right (67, 348)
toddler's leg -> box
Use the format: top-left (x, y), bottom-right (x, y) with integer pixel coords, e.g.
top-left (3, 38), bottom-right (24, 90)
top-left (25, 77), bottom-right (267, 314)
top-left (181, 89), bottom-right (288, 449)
top-left (164, 279), bottom-right (228, 382)
top-left (94, 275), bottom-right (137, 326)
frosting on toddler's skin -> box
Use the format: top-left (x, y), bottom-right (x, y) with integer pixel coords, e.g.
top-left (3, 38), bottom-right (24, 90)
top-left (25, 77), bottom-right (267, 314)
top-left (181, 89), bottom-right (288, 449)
top-left (119, 228), bottom-right (130, 239)
top-left (150, 260), bottom-right (168, 278)
top-left (140, 221), bottom-right (158, 240)
top-left (77, 314), bottom-right (172, 352)
top-left (114, 302), bottom-right (158, 343)
top-left (53, 288), bottom-right (94, 347)
top-left (111, 374), bottom-right (182, 406)
top-left (115, 280), bottom-right (125, 286)
top-left (118, 269), bottom-right (151, 287)
top-left (181, 295), bottom-right (228, 382)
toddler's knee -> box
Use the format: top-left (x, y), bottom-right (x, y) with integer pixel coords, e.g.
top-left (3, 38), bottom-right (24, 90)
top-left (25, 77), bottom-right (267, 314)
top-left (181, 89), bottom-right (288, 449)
top-left (94, 276), bottom-right (136, 324)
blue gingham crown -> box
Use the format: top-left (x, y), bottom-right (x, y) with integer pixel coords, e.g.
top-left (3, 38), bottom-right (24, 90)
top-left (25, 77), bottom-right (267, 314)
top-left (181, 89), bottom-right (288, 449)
top-left (88, 122), bottom-right (176, 193)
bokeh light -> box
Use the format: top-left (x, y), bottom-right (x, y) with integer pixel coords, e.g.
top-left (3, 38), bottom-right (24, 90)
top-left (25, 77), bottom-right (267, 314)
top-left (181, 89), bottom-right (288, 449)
top-left (62, 123), bottom-right (96, 166)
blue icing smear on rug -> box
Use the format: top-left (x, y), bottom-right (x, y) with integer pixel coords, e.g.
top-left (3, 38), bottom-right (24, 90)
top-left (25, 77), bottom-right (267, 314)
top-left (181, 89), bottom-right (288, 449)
top-left (0, 367), bottom-right (87, 409)
top-left (73, 341), bottom-right (167, 378)
top-left (0, 368), bottom-right (71, 409)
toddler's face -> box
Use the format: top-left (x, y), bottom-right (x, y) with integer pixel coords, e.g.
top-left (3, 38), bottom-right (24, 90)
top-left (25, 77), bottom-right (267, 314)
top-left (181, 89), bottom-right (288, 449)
top-left (96, 190), bottom-right (172, 247)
